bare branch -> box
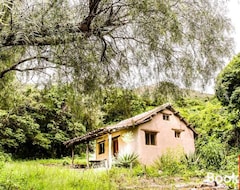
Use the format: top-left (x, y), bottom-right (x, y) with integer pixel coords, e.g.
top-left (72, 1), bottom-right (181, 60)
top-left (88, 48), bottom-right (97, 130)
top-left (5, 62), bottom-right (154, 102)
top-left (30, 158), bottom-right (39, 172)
top-left (0, 56), bottom-right (49, 78)
top-left (14, 66), bottom-right (58, 73)
top-left (100, 36), bottom-right (107, 62)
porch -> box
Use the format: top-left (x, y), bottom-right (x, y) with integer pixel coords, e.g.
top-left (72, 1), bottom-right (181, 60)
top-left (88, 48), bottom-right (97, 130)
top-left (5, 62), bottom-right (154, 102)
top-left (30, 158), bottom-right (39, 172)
top-left (64, 127), bottom-right (119, 169)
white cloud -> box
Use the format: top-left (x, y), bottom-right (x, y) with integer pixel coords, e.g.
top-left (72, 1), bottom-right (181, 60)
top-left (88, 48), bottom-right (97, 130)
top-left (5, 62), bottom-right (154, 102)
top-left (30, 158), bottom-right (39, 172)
top-left (228, 0), bottom-right (240, 53)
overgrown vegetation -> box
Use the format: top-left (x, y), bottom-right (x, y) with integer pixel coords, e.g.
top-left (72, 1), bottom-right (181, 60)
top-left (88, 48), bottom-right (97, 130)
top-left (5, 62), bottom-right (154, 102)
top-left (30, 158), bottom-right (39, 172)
top-left (155, 148), bottom-right (187, 176)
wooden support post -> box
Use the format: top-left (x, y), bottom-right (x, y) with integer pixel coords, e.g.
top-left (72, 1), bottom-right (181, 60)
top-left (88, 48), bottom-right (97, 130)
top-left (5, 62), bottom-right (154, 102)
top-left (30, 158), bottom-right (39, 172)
top-left (86, 142), bottom-right (89, 168)
top-left (108, 133), bottom-right (112, 169)
top-left (71, 145), bottom-right (75, 166)
top-left (238, 155), bottom-right (240, 190)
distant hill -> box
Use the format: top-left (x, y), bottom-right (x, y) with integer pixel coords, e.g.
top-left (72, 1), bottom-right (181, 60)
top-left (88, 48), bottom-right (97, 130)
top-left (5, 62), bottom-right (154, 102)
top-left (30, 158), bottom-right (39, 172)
top-left (134, 82), bottom-right (213, 100)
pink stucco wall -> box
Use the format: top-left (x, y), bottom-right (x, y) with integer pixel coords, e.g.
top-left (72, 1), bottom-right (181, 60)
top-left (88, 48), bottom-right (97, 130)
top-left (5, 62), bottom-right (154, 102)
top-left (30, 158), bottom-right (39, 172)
top-left (136, 110), bottom-right (195, 165)
top-left (95, 109), bottom-right (195, 166)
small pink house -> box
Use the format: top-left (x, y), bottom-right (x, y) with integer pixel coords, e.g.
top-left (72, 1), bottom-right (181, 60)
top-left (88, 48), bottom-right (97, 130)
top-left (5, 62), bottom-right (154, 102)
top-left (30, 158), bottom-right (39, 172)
top-left (64, 104), bottom-right (197, 167)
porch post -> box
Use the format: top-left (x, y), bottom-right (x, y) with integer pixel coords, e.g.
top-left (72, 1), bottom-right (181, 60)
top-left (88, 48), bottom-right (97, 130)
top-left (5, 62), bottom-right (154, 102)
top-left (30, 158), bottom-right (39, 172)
top-left (108, 133), bottom-right (112, 169)
top-left (71, 145), bottom-right (75, 166)
top-left (86, 142), bottom-right (89, 168)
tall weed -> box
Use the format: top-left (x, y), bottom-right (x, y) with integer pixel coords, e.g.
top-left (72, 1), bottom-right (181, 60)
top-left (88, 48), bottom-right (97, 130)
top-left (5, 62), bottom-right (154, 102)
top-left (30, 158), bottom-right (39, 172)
top-left (154, 148), bottom-right (187, 175)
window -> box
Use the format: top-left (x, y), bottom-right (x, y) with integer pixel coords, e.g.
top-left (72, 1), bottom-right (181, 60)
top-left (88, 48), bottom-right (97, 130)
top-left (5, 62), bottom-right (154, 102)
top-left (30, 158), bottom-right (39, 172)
top-left (175, 131), bottom-right (181, 138)
top-left (145, 132), bottom-right (157, 145)
top-left (99, 141), bottom-right (105, 154)
top-left (172, 128), bottom-right (184, 138)
top-left (163, 114), bottom-right (170, 121)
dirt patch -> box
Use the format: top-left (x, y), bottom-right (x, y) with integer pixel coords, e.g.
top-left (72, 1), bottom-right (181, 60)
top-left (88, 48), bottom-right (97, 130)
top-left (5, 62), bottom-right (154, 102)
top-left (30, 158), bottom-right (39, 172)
top-left (118, 176), bottom-right (228, 190)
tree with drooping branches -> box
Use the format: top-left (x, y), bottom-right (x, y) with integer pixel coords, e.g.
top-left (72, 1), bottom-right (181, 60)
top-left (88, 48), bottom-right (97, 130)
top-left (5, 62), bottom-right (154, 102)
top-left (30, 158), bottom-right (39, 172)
top-left (0, 0), bottom-right (233, 90)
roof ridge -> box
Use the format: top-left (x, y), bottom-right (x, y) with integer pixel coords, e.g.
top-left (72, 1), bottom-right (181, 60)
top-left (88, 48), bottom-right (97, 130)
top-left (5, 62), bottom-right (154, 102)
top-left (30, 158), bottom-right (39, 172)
top-left (63, 103), bottom-right (197, 147)
top-left (134, 103), bottom-right (171, 123)
top-left (106, 103), bottom-right (172, 130)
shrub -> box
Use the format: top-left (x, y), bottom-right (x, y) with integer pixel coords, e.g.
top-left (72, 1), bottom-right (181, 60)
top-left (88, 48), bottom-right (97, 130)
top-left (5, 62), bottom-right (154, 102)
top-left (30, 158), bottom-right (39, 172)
top-left (0, 151), bottom-right (11, 162)
top-left (185, 152), bottom-right (200, 169)
top-left (154, 148), bottom-right (187, 175)
top-left (0, 151), bottom-right (11, 170)
top-left (197, 138), bottom-right (226, 171)
top-left (115, 153), bottom-right (139, 168)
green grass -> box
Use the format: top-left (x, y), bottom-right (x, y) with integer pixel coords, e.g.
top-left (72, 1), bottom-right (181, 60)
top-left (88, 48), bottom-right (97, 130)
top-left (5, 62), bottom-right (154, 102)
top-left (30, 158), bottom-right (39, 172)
top-left (32, 156), bottom-right (87, 165)
top-left (0, 160), bottom-right (176, 190)
top-left (0, 161), bottom-right (115, 190)
top-left (0, 158), bottom-right (236, 190)
top-left (0, 160), bottom-right (208, 190)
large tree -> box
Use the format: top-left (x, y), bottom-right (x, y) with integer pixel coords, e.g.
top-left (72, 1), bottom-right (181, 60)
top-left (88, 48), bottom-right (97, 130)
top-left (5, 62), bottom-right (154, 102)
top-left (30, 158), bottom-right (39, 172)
top-left (215, 53), bottom-right (240, 146)
top-left (0, 0), bottom-right (233, 89)
top-left (216, 53), bottom-right (240, 109)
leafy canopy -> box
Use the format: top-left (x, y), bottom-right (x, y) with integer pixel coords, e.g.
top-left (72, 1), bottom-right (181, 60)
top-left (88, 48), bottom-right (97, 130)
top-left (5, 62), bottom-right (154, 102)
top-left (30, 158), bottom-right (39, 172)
top-left (0, 0), bottom-right (233, 90)
top-left (215, 53), bottom-right (240, 147)
top-left (216, 53), bottom-right (240, 108)
top-left (0, 86), bottom-right (85, 158)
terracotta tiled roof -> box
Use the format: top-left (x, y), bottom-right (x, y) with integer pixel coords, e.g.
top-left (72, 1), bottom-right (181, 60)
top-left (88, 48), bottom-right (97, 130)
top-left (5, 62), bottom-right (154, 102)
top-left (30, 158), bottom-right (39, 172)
top-left (64, 103), bottom-right (196, 147)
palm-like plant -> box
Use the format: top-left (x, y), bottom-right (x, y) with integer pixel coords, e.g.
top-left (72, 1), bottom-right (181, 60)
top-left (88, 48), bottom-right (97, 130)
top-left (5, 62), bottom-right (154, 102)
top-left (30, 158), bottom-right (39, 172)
top-left (116, 153), bottom-right (139, 168)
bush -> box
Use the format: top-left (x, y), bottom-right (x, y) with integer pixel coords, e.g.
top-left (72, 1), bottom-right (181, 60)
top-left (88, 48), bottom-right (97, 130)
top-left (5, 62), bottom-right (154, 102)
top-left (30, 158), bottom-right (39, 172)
top-left (185, 152), bottom-right (200, 169)
top-left (197, 138), bottom-right (226, 171)
top-left (0, 151), bottom-right (11, 170)
top-left (154, 148), bottom-right (187, 175)
top-left (0, 151), bottom-right (11, 162)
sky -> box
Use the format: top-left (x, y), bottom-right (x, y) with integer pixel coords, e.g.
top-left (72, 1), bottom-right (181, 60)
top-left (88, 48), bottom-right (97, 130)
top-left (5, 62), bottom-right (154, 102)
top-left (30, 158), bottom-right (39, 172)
top-left (228, 0), bottom-right (240, 53)
top-left (203, 0), bottom-right (240, 94)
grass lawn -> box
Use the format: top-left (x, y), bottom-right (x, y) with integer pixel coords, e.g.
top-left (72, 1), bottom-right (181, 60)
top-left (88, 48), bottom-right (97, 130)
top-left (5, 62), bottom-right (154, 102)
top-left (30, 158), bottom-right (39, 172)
top-left (0, 158), bottom-right (237, 190)
top-left (0, 158), bottom-right (190, 190)
top-left (0, 159), bottom-right (115, 190)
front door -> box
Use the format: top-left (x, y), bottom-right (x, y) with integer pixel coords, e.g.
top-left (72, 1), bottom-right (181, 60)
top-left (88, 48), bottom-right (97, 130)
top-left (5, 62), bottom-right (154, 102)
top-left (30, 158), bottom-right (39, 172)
top-left (113, 138), bottom-right (119, 156)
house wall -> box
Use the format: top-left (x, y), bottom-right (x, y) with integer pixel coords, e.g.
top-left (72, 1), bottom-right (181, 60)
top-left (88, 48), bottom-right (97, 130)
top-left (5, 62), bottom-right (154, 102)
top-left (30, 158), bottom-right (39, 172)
top-left (95, 129), bottom-right (139, 162)
top-left (136, 110), bottom-right (195, 165)
top-left (94, 109), bottom-right (195, 166)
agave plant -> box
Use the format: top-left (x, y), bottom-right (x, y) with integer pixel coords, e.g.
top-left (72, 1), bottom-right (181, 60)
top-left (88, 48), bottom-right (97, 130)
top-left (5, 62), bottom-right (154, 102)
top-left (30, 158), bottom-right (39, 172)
top-left (116, 153), bottom-right (139, 168)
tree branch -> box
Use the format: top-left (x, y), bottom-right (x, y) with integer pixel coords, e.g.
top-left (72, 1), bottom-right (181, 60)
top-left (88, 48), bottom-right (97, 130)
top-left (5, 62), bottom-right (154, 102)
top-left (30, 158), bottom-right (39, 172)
top-left (0, 56), bottom-right (49, 78)
top-left (0, 0), bottom-right (105, 47)
top-left (100, 36), bottom-right (107, 62)
top-left (14, 66), bottom-right (58, 73)
top-left (78, 0), bottom-right (101, 33)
